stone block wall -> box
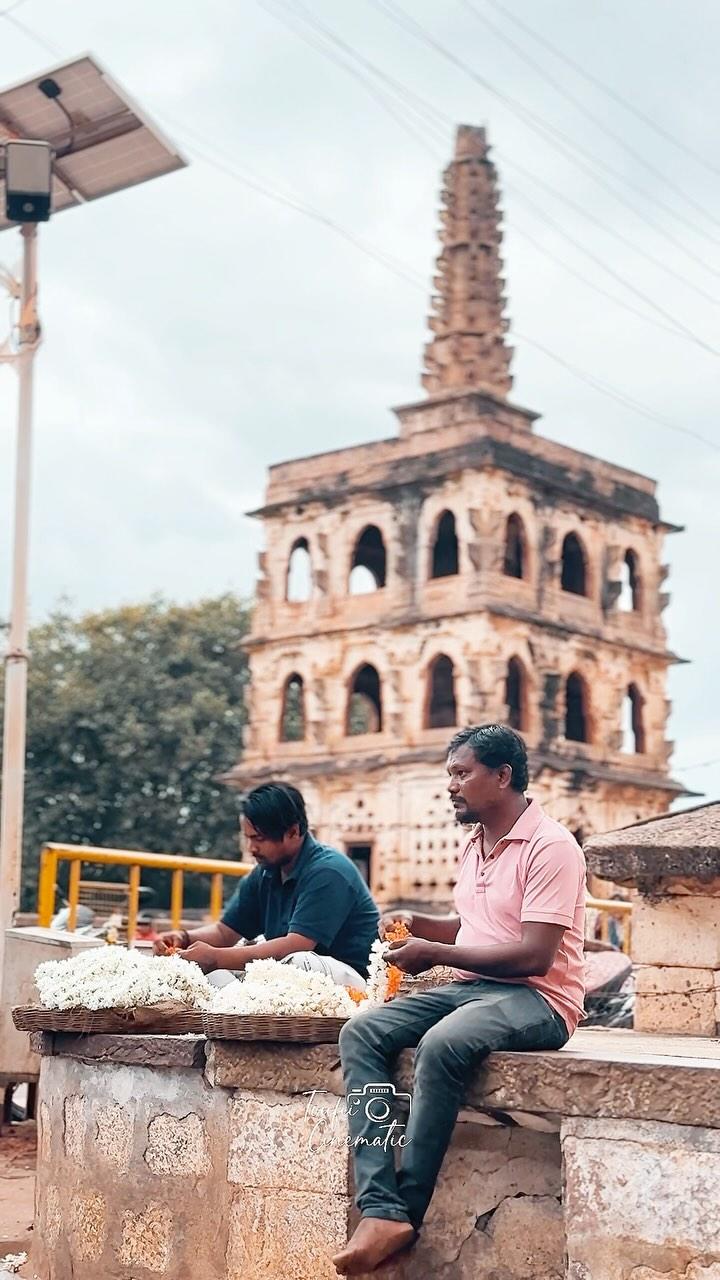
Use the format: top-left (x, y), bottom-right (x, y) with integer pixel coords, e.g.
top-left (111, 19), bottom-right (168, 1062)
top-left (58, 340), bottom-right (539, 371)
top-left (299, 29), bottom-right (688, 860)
top-left (563, 1118), bottom-right (720, 1279)
top-left (632, 889), bottom-right (720, 1035)
top-left (34, 1040), bottom-right (565, 1280)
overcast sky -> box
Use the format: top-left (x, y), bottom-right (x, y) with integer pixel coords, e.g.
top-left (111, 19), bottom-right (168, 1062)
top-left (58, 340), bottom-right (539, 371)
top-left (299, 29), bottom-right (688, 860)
top-left (0, 0), bottom-right (718, 805)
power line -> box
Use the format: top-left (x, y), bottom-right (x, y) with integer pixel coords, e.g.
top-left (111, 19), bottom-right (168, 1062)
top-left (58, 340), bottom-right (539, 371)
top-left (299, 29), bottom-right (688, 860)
top-left (3, 2), bottom-right (717, 457)
top-left (259, 0), bottom-right (719, 355)
top-left (507, 185), bottom-right (719, 356)
top-left (500, 154), bottom-right (719, 306)
top-left (514, 333), bottom-right (720, 455)
top-left (462, 0), bottom-right (720, 228)
top-left (507, 221), bottom-right (698, 347)
top-left (366, 0), bottom-right (720, 246)
top-left (482, 0), bottom-right (720, 181)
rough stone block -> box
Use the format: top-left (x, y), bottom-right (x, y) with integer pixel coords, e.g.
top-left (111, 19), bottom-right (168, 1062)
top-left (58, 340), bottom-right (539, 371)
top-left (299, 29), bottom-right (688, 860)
top-left (63, 1094), bottom-right (86, 1164)
top-left (95, 1102), bottom-right (134, 1172)
top-left (53, 1031), bottom-right (207, 1068)
top-left (68, 1191), bottom-right (106, 1262)
top-left (119, 1203), bottom-right (172, 1273)
top-left (205, 1040), bottom-right (343, 1093)
top-left (226, 1187), bottom-right (348, 1280)
top-left (563, 1117), bottom-right (720, 1279)
top-left (228, 1090), bottom-right (349, 1194)
top-left (634, 966), bottom-right (717, 1035)
top-left (144, 1111), bottom-right (210, 1177)
top-left (632, 897), bottom-right (720, 968)
top-left (422, 1123), bottom-right (561, 1265)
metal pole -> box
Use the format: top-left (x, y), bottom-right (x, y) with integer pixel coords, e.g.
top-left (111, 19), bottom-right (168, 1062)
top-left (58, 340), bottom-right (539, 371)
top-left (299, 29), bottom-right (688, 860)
top-left (0, 222), bottom-right (40, 986)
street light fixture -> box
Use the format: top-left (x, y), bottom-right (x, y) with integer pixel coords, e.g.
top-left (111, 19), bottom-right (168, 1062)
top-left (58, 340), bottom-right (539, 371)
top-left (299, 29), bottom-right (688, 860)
top-left (0, 55), bottom-right (186, 986)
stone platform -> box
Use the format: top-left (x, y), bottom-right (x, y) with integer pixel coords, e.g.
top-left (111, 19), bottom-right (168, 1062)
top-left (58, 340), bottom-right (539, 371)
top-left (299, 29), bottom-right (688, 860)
top-left (28, 1027), bottom-right (720, 1280)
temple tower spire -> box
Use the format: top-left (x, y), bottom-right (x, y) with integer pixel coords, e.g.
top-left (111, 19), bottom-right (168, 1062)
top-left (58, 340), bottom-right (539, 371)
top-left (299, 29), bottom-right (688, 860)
top-left (422, 125), bottom-right (513, 400)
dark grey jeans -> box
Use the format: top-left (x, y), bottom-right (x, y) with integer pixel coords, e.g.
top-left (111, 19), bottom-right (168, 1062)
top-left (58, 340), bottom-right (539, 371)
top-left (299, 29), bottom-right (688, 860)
top-left (338, 979), bottom-right (569, 1230)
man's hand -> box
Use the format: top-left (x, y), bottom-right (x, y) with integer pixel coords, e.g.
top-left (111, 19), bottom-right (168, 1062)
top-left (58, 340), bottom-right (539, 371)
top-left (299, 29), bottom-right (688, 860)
top-left (378, 910), bottom-right (414, 941)
top-left (153, 929), bottom-right (189, 956)
top-left (386, 937), bottom-right (440, 975)
top-left (179, 941), bottom-right (221, 973)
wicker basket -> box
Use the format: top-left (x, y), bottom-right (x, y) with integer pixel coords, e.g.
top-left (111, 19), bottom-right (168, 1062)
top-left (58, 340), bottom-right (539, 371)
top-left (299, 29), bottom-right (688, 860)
top-left (12, 1004), bottom-right (204, 1036)
top-left (202, 1012), bottom-right (348, 1043)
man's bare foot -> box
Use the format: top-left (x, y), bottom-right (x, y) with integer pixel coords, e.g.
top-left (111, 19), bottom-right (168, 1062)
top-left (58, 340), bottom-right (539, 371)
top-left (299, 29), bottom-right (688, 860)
top-left (332, 1217), bottom-right (417, 1275)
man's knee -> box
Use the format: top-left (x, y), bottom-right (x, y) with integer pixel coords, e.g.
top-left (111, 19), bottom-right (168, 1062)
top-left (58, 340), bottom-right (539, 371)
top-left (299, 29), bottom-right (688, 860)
top-left (415, 1021), bottom-right (481, 1079)
top-left (339, 1008), bottom-right (386, 1059)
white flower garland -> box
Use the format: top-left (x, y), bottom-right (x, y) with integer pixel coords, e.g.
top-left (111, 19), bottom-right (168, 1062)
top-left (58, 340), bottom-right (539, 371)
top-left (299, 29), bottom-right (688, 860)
top-left (364, 939), bottom-right (391, 1005)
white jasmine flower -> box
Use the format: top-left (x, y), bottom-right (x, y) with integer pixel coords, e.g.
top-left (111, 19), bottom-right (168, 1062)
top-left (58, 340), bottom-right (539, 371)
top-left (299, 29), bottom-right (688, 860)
top-left (35, 947), bottom-right (214, 1011)
top-left (209, 958), bottom-right (358, 1018)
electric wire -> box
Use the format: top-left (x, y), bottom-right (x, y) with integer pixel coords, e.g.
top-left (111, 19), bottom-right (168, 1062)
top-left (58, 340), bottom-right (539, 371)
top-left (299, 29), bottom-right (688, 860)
top-left (483, 0), bottom-right (720, 180)
top-left (366, 0), bottom-right (720, 246)
top-left (462, 0), bottom-right (720, 227)
top-left (259, 0), bottom-right (720, 353)
top-left (2, 2), bottom-right (717, 455)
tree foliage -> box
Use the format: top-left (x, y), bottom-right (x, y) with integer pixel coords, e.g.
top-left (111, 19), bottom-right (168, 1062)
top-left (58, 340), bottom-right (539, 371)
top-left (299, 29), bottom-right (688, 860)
top-left (0, 596), bottom-right (250, 908)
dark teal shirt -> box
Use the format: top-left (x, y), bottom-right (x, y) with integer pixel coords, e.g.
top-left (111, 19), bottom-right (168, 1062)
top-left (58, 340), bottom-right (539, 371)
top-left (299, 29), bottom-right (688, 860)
top-left (221, 834), bottom-right (380, 978)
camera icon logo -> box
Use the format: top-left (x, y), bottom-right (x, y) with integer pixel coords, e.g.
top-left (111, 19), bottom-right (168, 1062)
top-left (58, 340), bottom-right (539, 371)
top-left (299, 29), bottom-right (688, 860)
top-left (347, 1082), bottom-right (412, 1124)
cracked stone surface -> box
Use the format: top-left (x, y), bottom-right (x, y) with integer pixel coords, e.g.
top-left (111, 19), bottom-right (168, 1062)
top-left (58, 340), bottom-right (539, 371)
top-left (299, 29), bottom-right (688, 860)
top-left (228, 1090), bottom-right (349, 1194)
top-left (95, 1103), bottom-right (134, 1172)
top-left (226, 1187), bottom-right (348, 1280)
top-left (119, 1203), bottom-right (172, 1273)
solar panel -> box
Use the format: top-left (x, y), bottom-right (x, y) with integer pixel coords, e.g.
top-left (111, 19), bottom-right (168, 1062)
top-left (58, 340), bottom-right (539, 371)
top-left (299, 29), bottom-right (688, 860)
top-left (0, 54), bottom-right (187, 231)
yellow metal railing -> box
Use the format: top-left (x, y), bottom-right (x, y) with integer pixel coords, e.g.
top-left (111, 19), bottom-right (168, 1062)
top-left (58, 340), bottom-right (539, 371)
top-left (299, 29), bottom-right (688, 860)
top-left (37, 843), bottom-right (252, 942)
top-left (586, 895), bottom-right (632, 955)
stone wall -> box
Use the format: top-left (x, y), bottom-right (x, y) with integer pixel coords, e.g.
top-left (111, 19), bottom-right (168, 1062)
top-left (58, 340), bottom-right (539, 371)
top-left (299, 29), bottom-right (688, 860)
top-left (31, 1028), bottom-right (720, 1280)
top-left (33, 1036), bottom-right (564, 1280)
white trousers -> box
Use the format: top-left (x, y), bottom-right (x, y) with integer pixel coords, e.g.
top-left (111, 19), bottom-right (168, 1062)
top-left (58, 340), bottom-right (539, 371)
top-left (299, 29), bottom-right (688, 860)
top-left (207, 951), bottom-right (367, 991)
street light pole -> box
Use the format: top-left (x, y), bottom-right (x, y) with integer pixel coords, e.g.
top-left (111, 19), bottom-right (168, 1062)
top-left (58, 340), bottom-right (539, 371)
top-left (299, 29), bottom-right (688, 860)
top-left (0, 222), bottom-right (41, 982)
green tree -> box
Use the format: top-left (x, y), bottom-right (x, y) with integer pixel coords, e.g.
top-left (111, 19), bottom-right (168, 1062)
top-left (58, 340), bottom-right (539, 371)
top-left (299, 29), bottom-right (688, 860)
top-left (0, 595), bottom-right (250, 909)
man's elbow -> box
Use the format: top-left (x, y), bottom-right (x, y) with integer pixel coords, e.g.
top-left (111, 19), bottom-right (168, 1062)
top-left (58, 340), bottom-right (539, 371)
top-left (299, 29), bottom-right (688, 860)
top-left (521, 949), bottom-right (556, 977)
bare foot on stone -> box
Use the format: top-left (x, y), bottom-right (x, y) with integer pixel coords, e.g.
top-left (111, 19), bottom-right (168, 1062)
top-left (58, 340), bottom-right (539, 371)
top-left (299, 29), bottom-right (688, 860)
top-left (332, 1218), bottom-right (417, 1275)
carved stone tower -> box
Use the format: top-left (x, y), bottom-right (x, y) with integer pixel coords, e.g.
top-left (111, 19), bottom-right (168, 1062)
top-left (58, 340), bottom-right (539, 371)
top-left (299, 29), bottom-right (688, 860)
top-left (227, 126), bottom-right (687, 906)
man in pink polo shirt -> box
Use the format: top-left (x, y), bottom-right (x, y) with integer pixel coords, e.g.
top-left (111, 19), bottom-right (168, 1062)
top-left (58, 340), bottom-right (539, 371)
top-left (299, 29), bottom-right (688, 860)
top-left (333, 724), bottom-right (586, 1276)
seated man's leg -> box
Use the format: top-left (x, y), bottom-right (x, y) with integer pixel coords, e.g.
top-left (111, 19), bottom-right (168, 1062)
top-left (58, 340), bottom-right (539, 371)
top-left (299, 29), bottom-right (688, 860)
top-left (397, 981), bottom-right (568, 1230)
top-left (282, 950), bottom-right (368, 992)
top-left (340, 993), bottom-right (457, 1224)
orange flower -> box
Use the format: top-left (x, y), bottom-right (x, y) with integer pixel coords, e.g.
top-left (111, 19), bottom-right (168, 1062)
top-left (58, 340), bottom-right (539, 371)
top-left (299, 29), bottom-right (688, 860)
top-left (384, 920), bottom-right (411, 943)
top-left (345, 986), bottom-right (368, 1005)
top-left (385, 965), bottom-right (404, 999)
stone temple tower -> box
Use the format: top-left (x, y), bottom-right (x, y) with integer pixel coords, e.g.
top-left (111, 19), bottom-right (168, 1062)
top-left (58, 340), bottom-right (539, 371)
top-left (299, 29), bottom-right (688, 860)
top-left (227, 125), bottom-right (687, 906)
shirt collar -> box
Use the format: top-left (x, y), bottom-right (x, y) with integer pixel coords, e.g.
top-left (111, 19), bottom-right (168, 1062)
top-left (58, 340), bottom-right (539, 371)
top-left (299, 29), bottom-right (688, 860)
top-left (468, 798), bottom-right (545, 854)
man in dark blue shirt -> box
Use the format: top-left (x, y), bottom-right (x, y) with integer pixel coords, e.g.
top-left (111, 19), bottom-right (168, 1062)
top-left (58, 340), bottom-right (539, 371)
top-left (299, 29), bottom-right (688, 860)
top-left (154, 783), bottom-right (379, 988)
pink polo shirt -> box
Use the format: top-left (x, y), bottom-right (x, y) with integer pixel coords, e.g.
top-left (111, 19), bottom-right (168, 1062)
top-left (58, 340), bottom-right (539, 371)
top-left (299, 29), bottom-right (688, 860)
top-left (452, 799), bottom-right (586, 1034)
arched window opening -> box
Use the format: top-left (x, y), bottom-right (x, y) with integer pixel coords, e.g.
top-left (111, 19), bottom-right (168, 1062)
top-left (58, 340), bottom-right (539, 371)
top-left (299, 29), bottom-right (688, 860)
top-left (347, 664), bottom-right (382, 734)
top-left (565, 672), bottom-right (589, 743)
top-left (431, 511), bottom-right (459, 578)
top-left (349, 525), bottom-right (386, 594)
top-left (503, 513), bottom-right (526, 580)
top-left (561, 532), bottom-right (587, 596)
top-left (286, 538), bottom-right (312, 602)
top-left (280, 674), bottom-right (305, 742)
top-left (621, 683), bottom-right (645, 754)
top-left (426, 655), bottom-right (457, 728)
top-left (618, 550), bottom-right (641, 612)
top-left (505, 656), bottom-right (526, 731)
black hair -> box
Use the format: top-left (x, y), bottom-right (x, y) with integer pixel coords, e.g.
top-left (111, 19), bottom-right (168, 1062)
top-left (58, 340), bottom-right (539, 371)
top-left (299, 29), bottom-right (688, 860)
top-left (240, 782), bottom-right (309, 839)
top-left (447, 723), bottom-right (529, 793)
